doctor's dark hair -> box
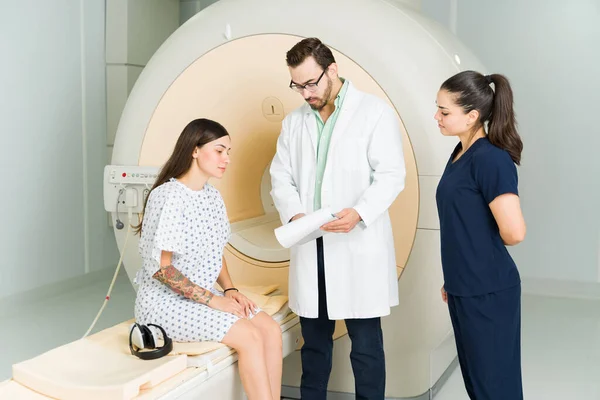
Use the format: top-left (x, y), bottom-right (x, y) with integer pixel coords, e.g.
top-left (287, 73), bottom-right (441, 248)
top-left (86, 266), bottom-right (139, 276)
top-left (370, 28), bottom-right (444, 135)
top-left (133, 118), bottom-right (229, 235)
top-left (286, 37), bottom-right (336, 70)
top-left (441, 70), bottom-right (523, 165)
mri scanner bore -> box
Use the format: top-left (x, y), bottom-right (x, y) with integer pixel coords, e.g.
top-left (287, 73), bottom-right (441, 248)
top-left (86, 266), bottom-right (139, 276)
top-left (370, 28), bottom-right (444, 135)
top-left (106, 31), bottom-right (425, 399)
top-left (2, 1), bottom-right (495, 399)
top-left (128, 31), bottom-right (422, 390)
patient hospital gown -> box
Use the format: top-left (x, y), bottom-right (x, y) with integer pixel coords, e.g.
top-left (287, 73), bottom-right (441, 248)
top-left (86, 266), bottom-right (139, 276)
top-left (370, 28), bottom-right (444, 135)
top-left (134, 178), bottom-right (255, 342)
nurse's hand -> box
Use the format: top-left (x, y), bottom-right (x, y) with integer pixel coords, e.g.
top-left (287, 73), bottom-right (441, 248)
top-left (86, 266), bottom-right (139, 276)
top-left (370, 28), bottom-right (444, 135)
top-left (441, 286), bottom-right (448, 303)
top-left (321, 208), bottom-right (361, 233)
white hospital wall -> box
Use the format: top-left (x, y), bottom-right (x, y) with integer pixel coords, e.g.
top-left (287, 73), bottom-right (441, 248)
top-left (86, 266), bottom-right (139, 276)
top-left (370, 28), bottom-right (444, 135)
top-left (180, 0), bottom-right (219, 24)
top-left (104, 0), bottom-right (179, 274)
top-left (179, 0), bottom-right (423, 25)
top-left (422, 1), bottom-right (600, 289)
top-left (105, 0), bottom-right (179, 157)
top-left (0, 0), bottom-right (117, 300)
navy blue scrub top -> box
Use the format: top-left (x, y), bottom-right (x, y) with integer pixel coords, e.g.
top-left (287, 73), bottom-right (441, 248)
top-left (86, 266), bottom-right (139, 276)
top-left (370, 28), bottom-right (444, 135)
top-left (436, 137), bottom-right (521, 297)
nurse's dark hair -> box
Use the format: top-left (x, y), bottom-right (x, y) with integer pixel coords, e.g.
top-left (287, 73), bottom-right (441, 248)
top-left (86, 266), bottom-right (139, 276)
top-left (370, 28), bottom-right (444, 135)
top-left (133, 118), bottom-right (229, 235)
top-left (286, 37), bottom-right (336, 70)
top-left (441, 70), bottom-right (523, 165)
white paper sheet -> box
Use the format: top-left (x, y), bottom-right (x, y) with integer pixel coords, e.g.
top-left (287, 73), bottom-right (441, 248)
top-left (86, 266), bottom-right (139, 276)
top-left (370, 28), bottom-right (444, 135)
top-left (274, 208), bottom-right (338, 248)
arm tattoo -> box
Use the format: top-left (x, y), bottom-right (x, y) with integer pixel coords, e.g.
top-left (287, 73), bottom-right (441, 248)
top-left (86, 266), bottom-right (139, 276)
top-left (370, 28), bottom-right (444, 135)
top-left (153, 265), bottom-right (214, 305)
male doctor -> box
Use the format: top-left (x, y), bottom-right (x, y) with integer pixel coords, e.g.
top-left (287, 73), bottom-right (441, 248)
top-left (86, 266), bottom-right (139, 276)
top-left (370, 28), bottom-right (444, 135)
top-left (270, 37), bottom-right (406, 399)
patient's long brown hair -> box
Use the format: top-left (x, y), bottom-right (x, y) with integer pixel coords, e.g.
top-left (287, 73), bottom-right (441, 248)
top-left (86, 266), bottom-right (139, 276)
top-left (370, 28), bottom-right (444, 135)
top-left (134, 118), bottom-right (229, 235)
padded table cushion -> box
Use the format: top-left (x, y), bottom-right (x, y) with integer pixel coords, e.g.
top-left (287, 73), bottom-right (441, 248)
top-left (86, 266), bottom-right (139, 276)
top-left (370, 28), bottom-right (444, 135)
top-left (10, 285), bottom-right (289, 400)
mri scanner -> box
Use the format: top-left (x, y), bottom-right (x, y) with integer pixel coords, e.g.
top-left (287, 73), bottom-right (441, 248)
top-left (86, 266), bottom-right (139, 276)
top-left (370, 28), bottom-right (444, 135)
top-left (0, 0), bottom-right (490, 399)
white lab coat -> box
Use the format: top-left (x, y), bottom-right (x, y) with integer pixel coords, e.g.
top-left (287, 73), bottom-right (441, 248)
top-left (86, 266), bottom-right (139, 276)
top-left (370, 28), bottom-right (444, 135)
top-left (270, 81), bottom-right (406, 319)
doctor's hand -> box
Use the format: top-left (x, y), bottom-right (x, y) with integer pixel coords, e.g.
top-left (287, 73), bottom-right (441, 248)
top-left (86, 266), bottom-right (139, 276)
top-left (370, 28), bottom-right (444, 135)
top-left (226, 290), bottom-right (258, 318)
top-left (289, 213), bottom-right (305, 222)
top-left (320, 208), bottom-right (362, 233)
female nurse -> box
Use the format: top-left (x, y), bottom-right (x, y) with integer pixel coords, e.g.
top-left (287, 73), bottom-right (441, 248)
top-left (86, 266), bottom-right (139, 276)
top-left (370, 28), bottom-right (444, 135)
top-left (434, 70), bottom-right (526, 399)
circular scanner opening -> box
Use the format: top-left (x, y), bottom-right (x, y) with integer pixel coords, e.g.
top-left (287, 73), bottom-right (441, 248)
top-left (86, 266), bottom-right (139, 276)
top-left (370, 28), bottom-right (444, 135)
top-left (139, 34), bottom-right (419, 284)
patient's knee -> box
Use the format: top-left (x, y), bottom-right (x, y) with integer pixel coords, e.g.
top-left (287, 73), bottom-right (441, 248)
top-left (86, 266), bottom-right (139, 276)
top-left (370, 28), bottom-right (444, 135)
top-left (223, 319), bottom-right (263, 353)
top-left (263, 318), bottom-right (282, 347)
top-left (239, 323), bottom-right (264, 352)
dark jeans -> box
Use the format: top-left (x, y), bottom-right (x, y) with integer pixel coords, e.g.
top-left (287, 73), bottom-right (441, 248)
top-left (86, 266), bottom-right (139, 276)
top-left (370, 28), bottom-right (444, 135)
top-left (299, 237), bottom-right (386, 400)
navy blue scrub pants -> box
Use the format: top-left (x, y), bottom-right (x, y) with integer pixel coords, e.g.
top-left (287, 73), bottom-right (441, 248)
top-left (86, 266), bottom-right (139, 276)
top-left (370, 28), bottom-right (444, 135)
top-left (299, 237), bottom-right (386, 400)
top-left (447, 284), bottom-right (523, 400)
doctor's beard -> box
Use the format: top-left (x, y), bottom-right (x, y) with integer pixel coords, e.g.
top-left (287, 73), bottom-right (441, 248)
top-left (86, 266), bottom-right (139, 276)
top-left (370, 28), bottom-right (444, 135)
top-left (305, 77), bottom-right (333, 111)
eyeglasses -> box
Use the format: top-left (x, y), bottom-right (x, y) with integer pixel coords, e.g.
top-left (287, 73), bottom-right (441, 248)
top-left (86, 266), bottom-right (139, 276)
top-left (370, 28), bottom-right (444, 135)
top-left (289, 66), bottom-right (329, 93)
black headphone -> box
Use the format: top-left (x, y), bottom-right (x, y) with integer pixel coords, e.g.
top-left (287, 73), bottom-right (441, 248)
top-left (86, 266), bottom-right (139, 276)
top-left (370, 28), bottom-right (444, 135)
top-left (128, 323), bottom-right (173, 360)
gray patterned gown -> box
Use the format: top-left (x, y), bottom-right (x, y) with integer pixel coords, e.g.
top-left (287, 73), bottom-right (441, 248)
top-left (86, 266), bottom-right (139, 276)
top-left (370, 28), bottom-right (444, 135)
top-left (134, 178), bottom-right (255, 342)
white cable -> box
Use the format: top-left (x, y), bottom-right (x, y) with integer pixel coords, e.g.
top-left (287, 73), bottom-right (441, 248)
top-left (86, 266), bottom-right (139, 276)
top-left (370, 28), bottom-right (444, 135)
top-left (82, 208), bottom-right (134, 338)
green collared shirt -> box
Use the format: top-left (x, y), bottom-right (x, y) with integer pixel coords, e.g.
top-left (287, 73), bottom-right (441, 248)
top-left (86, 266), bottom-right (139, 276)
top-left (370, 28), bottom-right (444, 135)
top-left (313, 78), bottom-right (349, 210)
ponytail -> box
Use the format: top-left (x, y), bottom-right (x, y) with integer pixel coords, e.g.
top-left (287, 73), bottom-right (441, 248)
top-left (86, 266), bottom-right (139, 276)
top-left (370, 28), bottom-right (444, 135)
top-left (487, 74), bottom-right (523, 165)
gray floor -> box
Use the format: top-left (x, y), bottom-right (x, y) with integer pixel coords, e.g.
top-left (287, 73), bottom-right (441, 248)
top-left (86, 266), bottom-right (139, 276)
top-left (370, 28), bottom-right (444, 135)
top-left (435, 294), bottom-right (600, 400)
top-left (1, 271), bottom-right (599, 399)
top-left (0, 268), bottom-right (137, 381)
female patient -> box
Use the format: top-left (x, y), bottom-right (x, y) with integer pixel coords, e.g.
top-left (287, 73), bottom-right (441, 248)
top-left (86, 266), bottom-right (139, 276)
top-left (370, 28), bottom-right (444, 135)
top-left (435, 71), bottom-right (526, 399)
top-left (134, 118), bottom-right (282, 400)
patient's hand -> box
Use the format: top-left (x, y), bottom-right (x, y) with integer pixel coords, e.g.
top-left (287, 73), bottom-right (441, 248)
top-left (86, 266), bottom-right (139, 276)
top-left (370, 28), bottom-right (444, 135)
top-left (209, 296), bottom-right (247, 319)
top-left (226, 291), bottom-right (258, 318)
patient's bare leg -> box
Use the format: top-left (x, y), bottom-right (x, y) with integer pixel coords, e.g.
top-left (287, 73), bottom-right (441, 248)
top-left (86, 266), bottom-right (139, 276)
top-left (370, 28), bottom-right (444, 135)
top-left (221, 319), bottom-right (272, 400)
top-left (250, 312), bottom-right (283, 400)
